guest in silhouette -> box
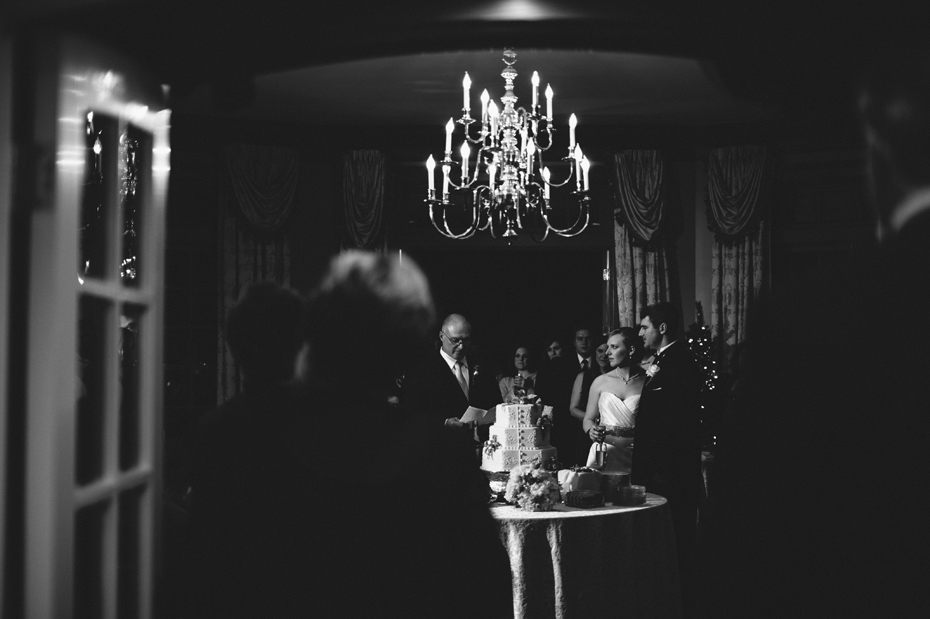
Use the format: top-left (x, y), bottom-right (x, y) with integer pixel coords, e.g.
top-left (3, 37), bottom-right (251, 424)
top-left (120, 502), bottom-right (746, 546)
top-left (536, 325), bottom-right (595, 466)
top-left (303, 251), bottom-right (512, 618)
top-left (184, 280), bottom-right (307, 618)
top-left (704, 41), bottom-right (930, 619)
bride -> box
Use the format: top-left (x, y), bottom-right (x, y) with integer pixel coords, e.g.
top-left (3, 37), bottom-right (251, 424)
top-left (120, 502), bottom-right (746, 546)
top-left (582, 327), bottom-right (646, 473)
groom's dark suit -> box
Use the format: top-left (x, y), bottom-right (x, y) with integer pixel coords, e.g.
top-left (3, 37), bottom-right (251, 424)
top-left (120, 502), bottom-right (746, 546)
top-left (632, 340), bottom-right (703, 551)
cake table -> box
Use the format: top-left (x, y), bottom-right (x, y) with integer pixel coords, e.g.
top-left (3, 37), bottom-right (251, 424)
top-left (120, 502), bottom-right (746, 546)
top-left (491, 493), bottom-right (682, 619)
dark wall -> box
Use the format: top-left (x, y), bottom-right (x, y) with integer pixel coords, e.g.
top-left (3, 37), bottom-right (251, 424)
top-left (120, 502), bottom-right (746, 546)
top-left (162, 113), bottom-right (222, 499)
top-left (407, 247), bottom-right (606, 376)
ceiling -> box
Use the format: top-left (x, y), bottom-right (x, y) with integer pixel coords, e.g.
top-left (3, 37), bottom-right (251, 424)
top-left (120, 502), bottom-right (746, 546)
top-left (16, 0), bottom-right (928, 132)
top-left (172, 49), bottom-right (776, 127)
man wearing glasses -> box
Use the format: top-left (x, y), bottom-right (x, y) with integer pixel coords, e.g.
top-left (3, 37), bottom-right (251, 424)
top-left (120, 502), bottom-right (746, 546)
top-left (401, 313), bottom-right (501, 444)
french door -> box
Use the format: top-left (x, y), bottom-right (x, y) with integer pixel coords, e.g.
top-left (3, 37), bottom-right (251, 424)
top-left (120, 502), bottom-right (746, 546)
top-left (14, 32), bottom-right (169, 619)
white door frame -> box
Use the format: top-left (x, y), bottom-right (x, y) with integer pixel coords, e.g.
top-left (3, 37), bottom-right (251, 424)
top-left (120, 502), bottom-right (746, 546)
top-left (22, 32), bottom-right (169, 619)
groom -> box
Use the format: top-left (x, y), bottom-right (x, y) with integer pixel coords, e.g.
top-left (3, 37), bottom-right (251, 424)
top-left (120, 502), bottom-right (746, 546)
top-left (634, 301), bottom-right (703, 612)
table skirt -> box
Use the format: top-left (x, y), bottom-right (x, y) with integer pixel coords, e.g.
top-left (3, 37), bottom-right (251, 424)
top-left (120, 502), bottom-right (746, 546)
top-left (492, 494), bottom-right (682, 619)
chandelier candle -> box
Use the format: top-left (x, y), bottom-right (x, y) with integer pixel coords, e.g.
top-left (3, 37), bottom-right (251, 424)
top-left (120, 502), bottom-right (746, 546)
top-left (531, 71), bottom-right (539, 109)
top-left (426, 155), bottom-right (435, 192)
top-left (463, 72), bottom-right (471, 112)
top-left (445, 118), bottom-right (454, 156)
top-left (425, 48), bottom-right (592, 241)
top-left (568, 113), bottom-right (577, 151)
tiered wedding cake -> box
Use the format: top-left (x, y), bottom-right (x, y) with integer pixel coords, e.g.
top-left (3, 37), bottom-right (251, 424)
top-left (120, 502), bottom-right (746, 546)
top-left (481, 403), bottom-right (557, 472)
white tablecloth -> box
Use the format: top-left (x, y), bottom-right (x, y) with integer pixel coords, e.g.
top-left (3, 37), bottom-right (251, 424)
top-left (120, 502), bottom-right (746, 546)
top-left (491, 494), bottom-right (682, 619)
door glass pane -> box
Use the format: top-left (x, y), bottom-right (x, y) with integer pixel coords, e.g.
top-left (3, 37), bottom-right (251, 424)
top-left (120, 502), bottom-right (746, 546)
top-left (80, 112), bottom-right (117, 281)
top-left (117, 486), bottom-right (144, 619)
top-left (74, 500), bottom-right (109, 619)
top-left (119, 303), bottom-right (144, 470)
top-left (120, 125), bottom-right (148, 288)
top-left (77, 295), bottom-right (110, 485)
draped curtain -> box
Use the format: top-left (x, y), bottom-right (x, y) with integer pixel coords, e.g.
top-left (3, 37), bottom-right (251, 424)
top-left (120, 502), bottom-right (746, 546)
top-left (218, 144), bottom-right (297, 401)
top-left (342, 149), bottom-right (386, 250)
top-left (612, 150), bottom-right (672, 328)
top-left (707, 146), bottom-right (770, 367)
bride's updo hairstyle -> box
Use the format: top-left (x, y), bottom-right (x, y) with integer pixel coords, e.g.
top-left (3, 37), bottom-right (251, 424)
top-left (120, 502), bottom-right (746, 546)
top-left (609, 326), bottom-right (645, 366)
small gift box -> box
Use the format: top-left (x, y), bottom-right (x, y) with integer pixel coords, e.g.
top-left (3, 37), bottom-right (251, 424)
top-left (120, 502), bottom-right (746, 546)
top-left (600, 472), bottom-right (631, 504)
top-left (557, 467), bottom-right (603, 496)
top-left (618, 484), bottom-right (647, 506)
top-left (564, 490), bottom-right (604, 508)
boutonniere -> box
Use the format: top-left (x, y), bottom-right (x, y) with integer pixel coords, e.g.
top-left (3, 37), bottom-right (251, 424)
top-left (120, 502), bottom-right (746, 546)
top-left (646, 362), bottom-right (660, 379)
top-left (471, 364), bottom-right (482, 379)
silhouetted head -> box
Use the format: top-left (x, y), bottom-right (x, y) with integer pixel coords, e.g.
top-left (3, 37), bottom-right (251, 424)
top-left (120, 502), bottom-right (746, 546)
top-left (305, 250), bottom-right (435, 395)
top-left (225, 280), bottom-right (305, 386)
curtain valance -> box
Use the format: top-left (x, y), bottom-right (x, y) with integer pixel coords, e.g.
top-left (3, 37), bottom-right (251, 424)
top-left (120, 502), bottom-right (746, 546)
top-left (706, 145), bottom-right (769, 242)
top-left (612, 150), bottom-right (667, 244)
top-left (225, 144), bottom-right (298, 234)
top-left (342, 149), bottom-right (386, 250)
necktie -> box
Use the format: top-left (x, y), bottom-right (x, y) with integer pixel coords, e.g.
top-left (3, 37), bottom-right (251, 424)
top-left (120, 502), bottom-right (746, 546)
top-left (454, 361), bottom-right (469, 397)
top-left (581, 359), bottom-right (589, 371)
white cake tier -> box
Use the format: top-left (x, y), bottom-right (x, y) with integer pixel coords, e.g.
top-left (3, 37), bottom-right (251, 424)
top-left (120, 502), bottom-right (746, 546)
top-left (488, 425), bottom-right (548, 449)
top-left (496, 403), bottom-right (541, 428)
top-left (481, 445), bottom-right (557, 472)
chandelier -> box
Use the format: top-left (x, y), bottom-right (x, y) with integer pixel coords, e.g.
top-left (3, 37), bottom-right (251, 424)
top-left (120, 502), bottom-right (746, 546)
top-left (425, 48), bottom-right (591, 241)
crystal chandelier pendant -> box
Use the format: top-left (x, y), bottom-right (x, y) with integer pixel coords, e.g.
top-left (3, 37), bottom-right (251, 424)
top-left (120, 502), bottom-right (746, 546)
top-left (425, 48), bottom-right (592, 242)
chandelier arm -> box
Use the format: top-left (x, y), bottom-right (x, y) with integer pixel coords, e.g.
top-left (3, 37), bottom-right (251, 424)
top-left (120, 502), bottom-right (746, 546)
top-left (516, 183), bottom-right (545, 226)
top-left (464, 121), bottom-right (488, 145)
top-left (428, 203), bottom-right (460, 239)
top-left (487, 192), bottom-right (515, 239)
top-left (428, 201), bottom-right (481, 240)
top-left (487, 219), bottom-right (498, 239)
top-left (519, 184), bottom-right (551, 242)
top-left (473, 187), bottom-right (497, 238)
top-left (488, 199), bottom-right (503, 239)
top-left (449, 175), bottom-right (477, 191)
top-left (539, 163), bottom-right (576, 188)
top-left (532, 127), bottom-right (555, 152)
top-left (443, 202), bottom-right (483, 239)
top-left (484, 202), bottom-right (500, 239)
top-left (449, 144), bottom-right (494, 190)
top-left (539, 200), bottom-right (591, 237)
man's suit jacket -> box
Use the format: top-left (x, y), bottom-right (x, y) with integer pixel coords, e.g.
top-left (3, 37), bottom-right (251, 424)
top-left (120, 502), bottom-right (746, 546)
top-left (401, 351), bottom-right (502, 428)
top-left (631, 340), bottom-right (703, 501)
top-left (535, 355), bottom-right (589, 466)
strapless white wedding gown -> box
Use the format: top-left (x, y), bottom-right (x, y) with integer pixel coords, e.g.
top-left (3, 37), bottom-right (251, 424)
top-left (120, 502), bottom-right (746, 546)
top-left (585, 392), bottom-right (639, 473)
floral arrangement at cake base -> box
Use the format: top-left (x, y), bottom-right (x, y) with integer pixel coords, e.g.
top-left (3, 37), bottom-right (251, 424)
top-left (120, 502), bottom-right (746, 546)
top-left (504, 462), bottom-right (561, 511)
